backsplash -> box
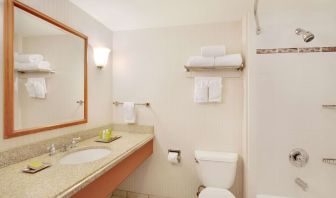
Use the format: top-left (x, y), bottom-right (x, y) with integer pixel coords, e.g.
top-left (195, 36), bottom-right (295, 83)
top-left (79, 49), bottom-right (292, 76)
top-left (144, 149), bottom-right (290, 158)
top-left (257, 46), bottom-right (336, 54)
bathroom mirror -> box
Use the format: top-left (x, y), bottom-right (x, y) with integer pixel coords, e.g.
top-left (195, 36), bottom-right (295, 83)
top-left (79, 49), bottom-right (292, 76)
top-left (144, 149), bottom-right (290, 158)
top-left (4, 0), bottom-right (88, 138)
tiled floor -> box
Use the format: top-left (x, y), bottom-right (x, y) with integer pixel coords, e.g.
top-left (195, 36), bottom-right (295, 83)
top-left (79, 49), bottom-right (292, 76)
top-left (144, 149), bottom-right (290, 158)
top-left (110, 189), bottom-right (170, 198)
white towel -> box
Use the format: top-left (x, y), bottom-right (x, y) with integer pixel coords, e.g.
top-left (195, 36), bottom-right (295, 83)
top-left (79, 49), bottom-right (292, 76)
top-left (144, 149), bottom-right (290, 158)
top-left (208, 77), bottom-right (222, 103)
top-left (15, 54), bottom-right (44, 63)
top-left (194, 77), bottom-right (209, 103)
top-left (25, 78), bottom-right (47, 99)
top-left (15, 61), bottom-right (51, 71)
top-left (214, 54), bottom-right (242, 67)
top-left (187, 56), bottom-right (214, 67)
top-left (201, 45), bottom-right (226, 57)
top-left (123, 102), bottom-right (136, 124)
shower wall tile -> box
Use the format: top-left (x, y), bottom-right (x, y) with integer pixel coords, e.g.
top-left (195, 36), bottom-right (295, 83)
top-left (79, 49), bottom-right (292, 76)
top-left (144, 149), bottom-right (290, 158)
top-left (256, 48), bottom-right (278, 54)
top-left (278, 48), bottom-right (298, 53)
top-left (321, 47), bottom-right (336, 52)
top-left (256, 46), bottom-right (336, 54)
top-left (299, 47), bottom-right (321, 53)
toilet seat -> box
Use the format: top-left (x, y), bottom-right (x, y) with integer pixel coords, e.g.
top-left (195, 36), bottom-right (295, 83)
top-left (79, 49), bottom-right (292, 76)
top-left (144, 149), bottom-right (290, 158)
top-left (199, 187), bottom-right (235, 198)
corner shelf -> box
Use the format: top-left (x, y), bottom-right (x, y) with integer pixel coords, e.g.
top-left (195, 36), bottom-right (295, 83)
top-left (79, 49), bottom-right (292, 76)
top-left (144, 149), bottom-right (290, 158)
top-left (184, 64), bottom-right (244, 72)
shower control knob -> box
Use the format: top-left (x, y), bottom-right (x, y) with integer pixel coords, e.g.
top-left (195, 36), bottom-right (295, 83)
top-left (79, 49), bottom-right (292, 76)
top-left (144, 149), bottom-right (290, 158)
top-left (289, 148), bottom-right (309, 167)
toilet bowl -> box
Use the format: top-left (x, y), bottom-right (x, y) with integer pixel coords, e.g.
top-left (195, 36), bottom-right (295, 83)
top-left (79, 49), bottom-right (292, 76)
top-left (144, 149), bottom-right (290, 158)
top-left (195, 150), bottom-right (238, 198)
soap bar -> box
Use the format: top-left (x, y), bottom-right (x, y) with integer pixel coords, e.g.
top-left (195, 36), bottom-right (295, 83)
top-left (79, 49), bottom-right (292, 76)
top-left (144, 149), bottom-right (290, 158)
top-left (23, 162), bottom-right (51, 174)
top-left (28, 161), bottom-right (43, 170)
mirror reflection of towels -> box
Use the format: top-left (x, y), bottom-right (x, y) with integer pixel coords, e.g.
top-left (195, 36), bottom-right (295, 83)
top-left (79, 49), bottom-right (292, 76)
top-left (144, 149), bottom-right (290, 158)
top-left (25, 78), bottom-right (47, 99)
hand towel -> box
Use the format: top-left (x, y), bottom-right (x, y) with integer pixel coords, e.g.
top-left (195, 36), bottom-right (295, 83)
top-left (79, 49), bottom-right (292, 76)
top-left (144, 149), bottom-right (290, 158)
top-left (187, 56), bottom-right (215, 67)
top-left (208, 77), bottom-right (222, 103)
top-left (194, 77), bottom-right (209, 103)
top-left (201, 45), bottom-right (226, 57)
top-left (214, 54), bottom-right (243, 67)
top-left (15, 61), bottom-right (51, 71)
top-left (15, 54), bottom-right (44, 63)
top-left (25, 78), bottom-right (47, 99)
top-left (123, 102), bottom-right (136, 124)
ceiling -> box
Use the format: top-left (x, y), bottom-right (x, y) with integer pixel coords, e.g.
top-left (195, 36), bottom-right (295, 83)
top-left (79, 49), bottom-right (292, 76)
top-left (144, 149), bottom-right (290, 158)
top-left (70, 0), bottom-right (249, 31)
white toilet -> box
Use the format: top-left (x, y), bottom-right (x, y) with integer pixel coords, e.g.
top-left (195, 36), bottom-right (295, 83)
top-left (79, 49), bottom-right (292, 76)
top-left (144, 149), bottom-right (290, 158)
top-left (195, 150), bottom-right (238, 198)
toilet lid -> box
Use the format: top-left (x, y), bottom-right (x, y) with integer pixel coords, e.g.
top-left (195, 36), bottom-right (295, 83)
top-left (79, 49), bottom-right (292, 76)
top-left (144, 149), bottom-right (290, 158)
top-left (199, 187), bottom-right (235, 198)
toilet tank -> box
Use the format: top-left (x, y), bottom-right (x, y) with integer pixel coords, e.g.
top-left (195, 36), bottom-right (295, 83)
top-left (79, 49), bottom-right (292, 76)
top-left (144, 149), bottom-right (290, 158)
top-left (195, 150), bottom-right (238, 189)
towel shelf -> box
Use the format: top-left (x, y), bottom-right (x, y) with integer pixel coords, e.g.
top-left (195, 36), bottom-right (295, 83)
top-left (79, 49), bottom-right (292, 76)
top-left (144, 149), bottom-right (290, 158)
top-left (184, 64), bottom-right (244, 72)
top-left (113, 101), bottom-right (150, 107)
top-left (15, 68), bottom-right (55, 74)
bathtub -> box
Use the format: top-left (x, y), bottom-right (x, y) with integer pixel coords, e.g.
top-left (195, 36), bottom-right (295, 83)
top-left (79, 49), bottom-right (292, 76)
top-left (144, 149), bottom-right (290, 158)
top-left (257, 194), bottom-right (292, 198)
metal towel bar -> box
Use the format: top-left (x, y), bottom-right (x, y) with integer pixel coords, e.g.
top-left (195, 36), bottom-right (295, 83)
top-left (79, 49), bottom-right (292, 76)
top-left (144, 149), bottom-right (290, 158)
top-left (113, 101), bottom-right (150, 107)
top-left (322, 104), bottom-right (336, 108)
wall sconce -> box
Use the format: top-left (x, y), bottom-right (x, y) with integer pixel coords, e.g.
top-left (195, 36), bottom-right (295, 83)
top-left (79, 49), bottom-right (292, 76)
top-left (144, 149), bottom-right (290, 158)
top-left (93, 47), bottom-right (111, 69)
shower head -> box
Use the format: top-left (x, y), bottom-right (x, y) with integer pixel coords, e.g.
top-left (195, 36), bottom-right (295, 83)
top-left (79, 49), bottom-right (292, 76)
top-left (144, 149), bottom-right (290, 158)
top-left (295, 28), bottom-right (315, 42)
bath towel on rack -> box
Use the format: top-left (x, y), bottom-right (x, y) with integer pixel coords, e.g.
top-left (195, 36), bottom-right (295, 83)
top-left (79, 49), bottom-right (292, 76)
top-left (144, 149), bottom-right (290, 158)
top-left (194, 77), bottom-right (209, 103)
top-left (123, 102), bottom-right (136, 124)
top-left (15, 54), bottom-right (44, 63)
top-left (187, 56), bottom-right (215, 67)
top-left (25, 78), bottom-right (47, 99)
top-left (201, 45), bottom-right (226, 57)
top-left (15, 61), bottom-right (51, 71)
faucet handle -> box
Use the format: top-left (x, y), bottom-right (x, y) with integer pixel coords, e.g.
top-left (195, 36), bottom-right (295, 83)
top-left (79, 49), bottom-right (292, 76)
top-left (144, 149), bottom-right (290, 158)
top-left (71, 137), bottom-right (81, 148)
top-left (48, 144), bottom-right (56, 156)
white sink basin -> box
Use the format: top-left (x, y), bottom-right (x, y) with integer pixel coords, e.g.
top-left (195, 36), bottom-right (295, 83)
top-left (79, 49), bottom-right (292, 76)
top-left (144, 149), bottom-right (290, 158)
top-left (59, 147), bottom-right (111, 165)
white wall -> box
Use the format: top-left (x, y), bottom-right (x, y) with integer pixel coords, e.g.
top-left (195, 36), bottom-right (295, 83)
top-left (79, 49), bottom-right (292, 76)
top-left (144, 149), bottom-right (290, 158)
top-left (112, 22), bottom-right (244, 198)
top-left (247, 1), bottom-right (336, 197)
top-left (0, 0), bottom-right (113, 150)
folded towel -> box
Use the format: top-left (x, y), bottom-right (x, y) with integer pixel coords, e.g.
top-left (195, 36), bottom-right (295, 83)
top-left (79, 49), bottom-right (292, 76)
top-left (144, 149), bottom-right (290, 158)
top-left (194, 77), bottom-right (209, 103)
top-left (15, 54), bottom-right (44, 63)
top-left (25, 78), bottom-right (47, 99)
top-left (208, 77), bottom-right (222, 103)
top-left (15, 61), bottom-right (51, 71)
top-left (214, 54), bottom-right (242, 67)
top-left (201, 45), bottom-right (226, 57)
top-left (123, 102), bottom-right (136, 124)
top-left (187, 56), bottom-right (215, 67)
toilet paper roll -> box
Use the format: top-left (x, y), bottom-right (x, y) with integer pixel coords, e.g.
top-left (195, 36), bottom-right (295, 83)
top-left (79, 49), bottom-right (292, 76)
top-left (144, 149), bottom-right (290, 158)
top-left (168, 152), bottom-right (179, 164)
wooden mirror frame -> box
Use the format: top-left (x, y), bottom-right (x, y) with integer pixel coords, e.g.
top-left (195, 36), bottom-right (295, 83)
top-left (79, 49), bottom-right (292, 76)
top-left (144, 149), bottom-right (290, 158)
top-left (3, 0), bottom-right (88, 138)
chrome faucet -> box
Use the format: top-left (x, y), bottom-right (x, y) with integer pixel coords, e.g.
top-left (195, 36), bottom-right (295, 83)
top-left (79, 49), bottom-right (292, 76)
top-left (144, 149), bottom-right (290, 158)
top-left (60, 137), bottom-right (81, 152)
top-left (48, 144), bottom-right (56, 156)
top-left (71, 137), bottom-right (81, 148)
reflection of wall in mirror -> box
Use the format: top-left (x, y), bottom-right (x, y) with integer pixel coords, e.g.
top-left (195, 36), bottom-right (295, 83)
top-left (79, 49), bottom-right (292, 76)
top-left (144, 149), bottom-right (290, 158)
top-left (14, 34), bottom-right (85, 130)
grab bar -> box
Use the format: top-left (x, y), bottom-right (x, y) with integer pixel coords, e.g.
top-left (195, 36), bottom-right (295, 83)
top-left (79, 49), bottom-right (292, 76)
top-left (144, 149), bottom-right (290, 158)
top-left (322, 158), bottom-right (336, 165)
top-left (113, 101), bottom-right (150, 107)
top-left (322, 104), bottom-right (336, 108)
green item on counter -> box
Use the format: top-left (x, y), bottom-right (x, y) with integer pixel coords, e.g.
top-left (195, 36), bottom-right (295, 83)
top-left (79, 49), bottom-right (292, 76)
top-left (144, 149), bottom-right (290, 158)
top-left (28, 161), bottom-right (43, 170)
top-left (99, 128), bottom-right (113, 141)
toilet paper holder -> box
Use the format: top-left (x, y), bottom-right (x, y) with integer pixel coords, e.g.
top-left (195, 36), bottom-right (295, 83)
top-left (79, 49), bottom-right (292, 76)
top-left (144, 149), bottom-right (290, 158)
top-left (168, 149), bottom-right (181, 163)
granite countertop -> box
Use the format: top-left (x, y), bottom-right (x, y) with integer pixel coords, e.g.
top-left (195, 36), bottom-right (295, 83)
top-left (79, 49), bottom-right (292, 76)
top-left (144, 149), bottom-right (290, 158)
top-left (0, 131), bottom-right (154, 198)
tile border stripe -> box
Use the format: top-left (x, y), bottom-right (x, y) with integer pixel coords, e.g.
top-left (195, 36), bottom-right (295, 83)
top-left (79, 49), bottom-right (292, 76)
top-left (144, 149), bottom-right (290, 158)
top-left (257, 46), bottom-right (336, 54)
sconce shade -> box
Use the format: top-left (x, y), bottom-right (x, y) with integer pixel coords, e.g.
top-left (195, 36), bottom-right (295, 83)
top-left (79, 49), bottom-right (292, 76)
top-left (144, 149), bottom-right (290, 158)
top-left (93, 47), bottom-right (111, 68)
